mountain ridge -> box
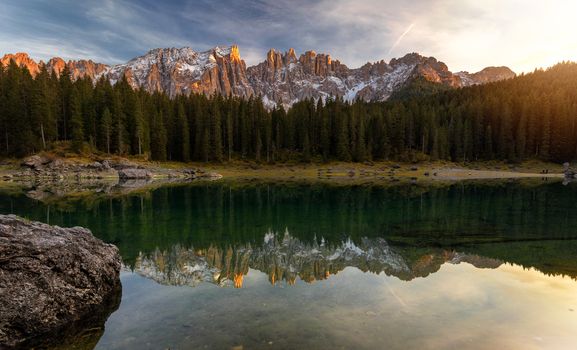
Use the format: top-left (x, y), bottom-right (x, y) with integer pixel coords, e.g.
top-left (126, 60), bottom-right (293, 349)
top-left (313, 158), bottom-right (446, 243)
top-left (1, 46), bottom-right (515, 107)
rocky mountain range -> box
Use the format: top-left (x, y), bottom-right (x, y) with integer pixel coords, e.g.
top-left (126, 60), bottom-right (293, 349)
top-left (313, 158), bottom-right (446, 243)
top-left (1, 46), bottom-right (515, 107)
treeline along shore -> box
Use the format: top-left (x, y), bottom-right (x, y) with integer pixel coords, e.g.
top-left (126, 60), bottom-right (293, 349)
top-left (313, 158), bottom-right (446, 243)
top-left (1, 60), bottom-right (577, 164)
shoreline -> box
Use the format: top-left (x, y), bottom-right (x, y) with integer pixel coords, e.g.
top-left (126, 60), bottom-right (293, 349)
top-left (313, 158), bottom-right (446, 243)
top-left (187, 159), bottom-right (565, 182)
top-left (0, 156), bottom-right (566, 183)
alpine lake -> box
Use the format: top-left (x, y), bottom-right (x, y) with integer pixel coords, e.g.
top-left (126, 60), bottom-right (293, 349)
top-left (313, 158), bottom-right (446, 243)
top-left (1, 178), bottom-right (577, 349)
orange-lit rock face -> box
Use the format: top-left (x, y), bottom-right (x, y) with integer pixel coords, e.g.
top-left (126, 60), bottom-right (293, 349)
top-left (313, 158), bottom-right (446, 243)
top-left (47, 57), bottom-right (66, 76)
top-left (105, 46), bottom-right (254, 98)
top-left (1, 52), bottom-right (40, 76)
top-left (1, 46), bottom-right (514, 107)
top-left (230, 45), bottom-right (241, 63)
top-left (145, 64), bottom-right (162, 93)
top-left (1, 53), bottom-right (110, 80)
top-left (269, 270), bottom-right (276, 285)
top-left (463, 66), bottom-right (516, 85)
top-left (234, 273), bottom-right (244, 288)
top-left (67, 60), bottom-right (109, 80)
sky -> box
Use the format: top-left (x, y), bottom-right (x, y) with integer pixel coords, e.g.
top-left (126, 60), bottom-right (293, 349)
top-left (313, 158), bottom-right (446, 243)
top-left (1, 0), bottom-right (577, 73)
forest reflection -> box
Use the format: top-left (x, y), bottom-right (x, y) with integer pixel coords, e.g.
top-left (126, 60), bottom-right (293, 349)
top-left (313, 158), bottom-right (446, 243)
top-left (1, 180), bottom-right (577, 286)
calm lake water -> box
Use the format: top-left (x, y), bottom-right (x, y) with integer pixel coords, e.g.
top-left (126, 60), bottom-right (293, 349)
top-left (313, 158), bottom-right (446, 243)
top-left (2, 180), bottom-right (577, 349)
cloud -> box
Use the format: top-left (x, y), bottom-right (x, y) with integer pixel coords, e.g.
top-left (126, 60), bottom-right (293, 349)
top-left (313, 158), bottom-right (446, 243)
top-left (1, 0), bottom-right (576, 73)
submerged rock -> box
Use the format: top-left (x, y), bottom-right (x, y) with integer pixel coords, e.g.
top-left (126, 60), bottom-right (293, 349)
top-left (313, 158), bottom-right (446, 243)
top-left (0, 215), bottom-right (121, 348)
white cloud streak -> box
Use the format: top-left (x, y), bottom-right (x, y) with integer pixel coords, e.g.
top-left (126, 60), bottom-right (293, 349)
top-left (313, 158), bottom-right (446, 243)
top-left (387, 23), bottom-right (416, 56)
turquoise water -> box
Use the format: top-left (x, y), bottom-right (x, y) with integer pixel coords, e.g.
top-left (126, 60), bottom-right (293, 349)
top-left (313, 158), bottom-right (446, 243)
top-left (2, 180), bottom-right (577, 349)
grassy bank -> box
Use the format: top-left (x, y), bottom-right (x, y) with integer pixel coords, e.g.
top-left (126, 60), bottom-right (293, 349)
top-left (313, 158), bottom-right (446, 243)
top-left (186, 159), bottom-right (564, 181)
top-left (0, 148), bottom-right (566, 184)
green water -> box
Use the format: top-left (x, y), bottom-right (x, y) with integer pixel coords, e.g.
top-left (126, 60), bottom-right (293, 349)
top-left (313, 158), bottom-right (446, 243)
top-left (2, 180), bottom-right (577, 349)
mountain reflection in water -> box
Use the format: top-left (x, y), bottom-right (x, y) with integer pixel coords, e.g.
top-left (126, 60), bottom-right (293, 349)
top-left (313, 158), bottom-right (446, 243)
top-left (2, 180), bottom-right (577, 349)
top-left (2, 180), bottom-right (577, 285)
top-left (132, 232), bottom-right (505, 288)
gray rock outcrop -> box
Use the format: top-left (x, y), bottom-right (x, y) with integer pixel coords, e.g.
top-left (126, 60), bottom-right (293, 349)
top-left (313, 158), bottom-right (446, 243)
top-left (0, 215), bottom-right (121, 348)
top-left (14, 157), bottom-right (118, 180)
top-left (20, 155), bottom-right (51, 169)
top-left (117, 168), bottom-right (153, 180)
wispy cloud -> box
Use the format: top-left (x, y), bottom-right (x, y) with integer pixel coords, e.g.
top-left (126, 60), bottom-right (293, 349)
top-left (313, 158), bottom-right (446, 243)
top-left (387, 23), bottom-right (416, 56)
top-left (1, 0), bottom-right (577, 72)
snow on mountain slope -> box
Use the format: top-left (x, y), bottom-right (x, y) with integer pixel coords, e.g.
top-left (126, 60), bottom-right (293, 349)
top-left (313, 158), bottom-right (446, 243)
top-left (1, 47), bottom-right (515, 107)
top-left (104, 46), bottom-right (253, 98)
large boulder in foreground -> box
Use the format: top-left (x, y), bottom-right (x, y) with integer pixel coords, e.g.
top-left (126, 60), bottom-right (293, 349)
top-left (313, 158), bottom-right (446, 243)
top-left (0, 215), bottom-right (121, 348)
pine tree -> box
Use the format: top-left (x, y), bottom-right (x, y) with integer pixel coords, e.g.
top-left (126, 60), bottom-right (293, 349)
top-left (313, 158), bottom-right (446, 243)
top-left (484, 126), bottom-right (494, 159)
top-left (177, 102), bottom-right (190, 162)
top-left (335, 101), bottom-right (351, 161)
top-left (226, 110), bottom-right (234, 162)
top-left (211, 100), bottom-right (223, 162)
top-left (59, 65), bottom-right (73, 140)
top-left (150, 110), bottom-right (167, 161)
top-left (30, 66), bottom-right (55, 150)
top-left (202, 127), bottom-right (210, 162)
top-left (100, 108), bottom-right (112, 154)
top-left (134, 100), bottom-right (146, 156)
top-left (319, 104), bottom-right (330, 161)
top-left (539, 101), bottom-right (551, 159)
top-left (69, 88), bottom-right (84, 152)
top-left (111, 90), bottom-right (125, 154)
top-left (516, 109), bottom-right (528, 160)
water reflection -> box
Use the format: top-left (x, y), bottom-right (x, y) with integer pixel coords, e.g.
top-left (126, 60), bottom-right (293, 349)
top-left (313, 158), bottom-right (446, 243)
top-left (2, 180), bottom-right (577, 263)
top-left (97, 261), bottom-right (577, 350)
top-left (2, 180), bottom-right (577, 283)
top-left (2, 180), bottom-right (577, 349)
top-left (132, 232), bottom-right (508, 288)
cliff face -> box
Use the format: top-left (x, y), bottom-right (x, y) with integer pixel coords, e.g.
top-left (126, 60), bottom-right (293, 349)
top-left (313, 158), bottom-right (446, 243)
top-left (0, 53), bottom-right (109, 80)
top-left (1, 52), bottom-right (42, 75)
top-left (105, 46), bottom-right (253, 97)
top-left (247, 50), bottom-right (516, 107)
top-left (1, 46), bottom-right (515, 106)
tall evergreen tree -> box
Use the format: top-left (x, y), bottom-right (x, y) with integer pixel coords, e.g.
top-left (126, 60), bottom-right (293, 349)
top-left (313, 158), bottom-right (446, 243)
top-left (69, 88), bottom-right (84, 152)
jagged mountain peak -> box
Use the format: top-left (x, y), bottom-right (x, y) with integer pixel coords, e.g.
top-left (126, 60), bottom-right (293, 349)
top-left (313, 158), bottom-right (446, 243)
top-left (389, 52), bottom-right (440, 66)
top-left (105, 44), bottom-right (252, 97)
top-left (1, 52), bottom-right (41, 75)
top-left (456, 66), bottom-right (516, 87)
top-left (141, 45), bottom-right (241, 59)
top-left (2, 52), bottom-right (33, 61)
top-left (1, 46), bottom-right (516, 106)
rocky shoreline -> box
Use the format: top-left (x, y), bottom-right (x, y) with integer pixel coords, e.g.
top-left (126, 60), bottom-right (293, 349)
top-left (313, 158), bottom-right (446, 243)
top-left (0, 215), bottom-right (122, 348)
top-left (6, 154), bottom-right (222, 181)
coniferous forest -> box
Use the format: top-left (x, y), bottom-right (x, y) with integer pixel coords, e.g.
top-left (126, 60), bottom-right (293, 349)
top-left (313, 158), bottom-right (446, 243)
top-left (1, 59), bottom-right (577, 163)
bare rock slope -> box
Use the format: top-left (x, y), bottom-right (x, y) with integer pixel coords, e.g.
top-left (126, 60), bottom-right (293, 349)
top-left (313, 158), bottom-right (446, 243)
top-left (1, 47), bottom-right (515, 107)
